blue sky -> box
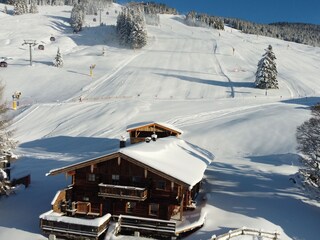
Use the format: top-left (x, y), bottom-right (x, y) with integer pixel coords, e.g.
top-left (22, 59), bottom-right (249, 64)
top-left (118, 0), bottom-right (320, 25)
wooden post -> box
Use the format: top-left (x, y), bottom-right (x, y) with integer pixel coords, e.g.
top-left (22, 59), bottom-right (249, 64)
top-left (180, 194), bottom-right (184, 221)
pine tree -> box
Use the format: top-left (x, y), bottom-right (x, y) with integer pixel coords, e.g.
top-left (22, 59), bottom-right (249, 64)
top-left (255, 45), bottom-right (278, 89)
top-left (13, 0), bottom-right (28, 15)
top-left (296, 103), bottom-right (320, 190)
top-left (129, 12), bottom-right (147, 49)
top-left (29, 0), bottom-right (39, 14)
top-left (116, 7), bottom-right (147, 49)
top-left (0, 84), bottom-right (17, 156)
top-left (116, 11), bottom-right (129, 45)
top-left (53, 48), bottom-right (63, 67)
top-left (22, 0), bottom-right (28, 13)
top-left (70, 3), bottom-right (85, 32)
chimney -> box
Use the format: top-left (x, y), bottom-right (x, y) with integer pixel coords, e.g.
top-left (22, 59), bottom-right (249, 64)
top-left (151, 132), bottom-right (157, 141)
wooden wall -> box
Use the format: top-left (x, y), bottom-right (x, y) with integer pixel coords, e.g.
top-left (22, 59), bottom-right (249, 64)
top-left (70, 155), bottom-right (187, 220)
top-left (52, 189), bottom-right (66, 213)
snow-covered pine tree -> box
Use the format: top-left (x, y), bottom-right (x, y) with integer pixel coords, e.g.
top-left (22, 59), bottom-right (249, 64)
top-left (29, 0), bottom-right (38, 13)
top-left (70, 3), bottom-right (85, 32)
top-left (13, 0), bottom-right (28, 15)
top-left (296, 103), bottom-right (320, 191)
top-left (0, 84), bottom-right (17, 158)
top-left (13, 0), bottom-right (23, 15)
top-left (53, 48), bottom-right (63, 67)
top-left (129, 10), bottom-right (147, 49)
top-left (53, 0), bottom-right (65, 6)
top-left (22, 0), bottom-right (28, 14)
top-left (255, 45), bottom-right (278, 89)
top-left (117, 9), bottom-right (131, 46)
top-left (185, 11), bottom-right (196, 26)
top-left (82, 0), bottom-right (99, 15)
top-left (117, 7), bottom-right (147, 49)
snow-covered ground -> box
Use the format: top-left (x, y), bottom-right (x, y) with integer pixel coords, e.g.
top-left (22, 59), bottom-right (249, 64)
top-left (0, 3), bottom-right (320, 240)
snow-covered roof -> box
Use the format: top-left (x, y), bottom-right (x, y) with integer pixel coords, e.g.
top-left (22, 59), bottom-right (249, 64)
top-left (120, 137), bottom-right (213, 188)
top-left (126, 121), bottom-right (184, 134)
top-left (39, 210), bottom-right (111, 227)
top-left (47, 137), bottom-right (213, 189)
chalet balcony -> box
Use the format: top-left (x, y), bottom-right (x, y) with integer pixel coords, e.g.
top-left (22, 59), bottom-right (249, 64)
top-left (98, 183), bottom-right (148, 201)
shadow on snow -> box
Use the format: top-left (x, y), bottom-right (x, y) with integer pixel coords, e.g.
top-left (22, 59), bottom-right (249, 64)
top-left (198, 153), bottom-right (320, 240)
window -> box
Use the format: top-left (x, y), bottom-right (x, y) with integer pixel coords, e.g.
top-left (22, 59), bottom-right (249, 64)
top-left (132, 176), bottom-right (141, 184)
top-left (149, 203), bottom-right (159, 216)
top-left (88, 173), bottom-right (96, 182)
top-left (156, 180), bottom-right (166, 190)
top-left (83, 196), bottom-right (89, 201)
top-left (112, 174), bottom-right (120, 184)
top-left (126, 201), bottom-right (136, 213)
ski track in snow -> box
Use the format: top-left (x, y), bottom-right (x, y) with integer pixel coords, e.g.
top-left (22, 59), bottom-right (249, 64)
top-left (166, 101), bottom-right (282, 128)
top-left (11, 105), bottom-right (40, 127)
top-left (212, 39), bottom-right (235, 98)
top-left (278, 73), bottom-right (296, 98)
top-left (67, 50), bottom-right (146, 102)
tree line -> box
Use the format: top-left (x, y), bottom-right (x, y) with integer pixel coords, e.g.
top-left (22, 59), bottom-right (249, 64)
top-left (126, 1), bottom-right (177, 15)
top-left (224, 18), bottom-right (320, 47)
top-left (185, 11), bottom-right (320, 47)
top-left (1, 0), bottom-right (115, 7)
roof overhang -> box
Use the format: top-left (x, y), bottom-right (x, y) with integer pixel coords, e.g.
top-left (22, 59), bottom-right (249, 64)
top-left (46, 138), bottom-right (213, 190)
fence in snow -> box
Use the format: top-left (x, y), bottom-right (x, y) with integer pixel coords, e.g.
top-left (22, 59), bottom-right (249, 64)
top-left (211, 227), bottom-right (280, 240)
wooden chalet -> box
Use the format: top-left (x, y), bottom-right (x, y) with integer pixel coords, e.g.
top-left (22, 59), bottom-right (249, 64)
top-left (126, 121), bottom-right (183, 144)
top-left (40, 125), bottom-right (212, 239)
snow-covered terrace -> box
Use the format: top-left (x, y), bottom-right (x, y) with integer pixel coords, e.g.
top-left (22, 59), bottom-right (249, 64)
top-left (39, 211), bottom-right (111, 238)
top-left (40, 210), bottom-right (111, 227)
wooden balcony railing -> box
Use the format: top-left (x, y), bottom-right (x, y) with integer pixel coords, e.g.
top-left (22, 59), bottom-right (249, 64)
top-left (98, 183), bottom-right (148, 201)
top-left (115, 214), bottom-right (177, 238)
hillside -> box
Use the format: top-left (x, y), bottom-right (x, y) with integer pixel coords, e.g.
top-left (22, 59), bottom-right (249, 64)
top-left (0, 3), bottom-right (320, 240)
